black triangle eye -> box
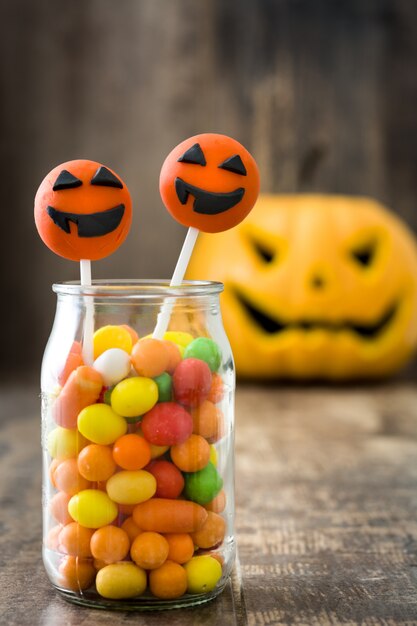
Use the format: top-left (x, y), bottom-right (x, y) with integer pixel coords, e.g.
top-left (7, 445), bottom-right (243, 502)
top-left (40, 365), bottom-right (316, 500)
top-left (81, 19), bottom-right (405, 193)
top-left (177, 143), bottom-right (206, 166)
top-left (53, 170), bottom-right (82, 191)
top-left (91, 166), bottom-right (123, 189)
top-left (350, 241), bottom-right (376, 267)
top-left (219, 154), bottom-right (247, 176)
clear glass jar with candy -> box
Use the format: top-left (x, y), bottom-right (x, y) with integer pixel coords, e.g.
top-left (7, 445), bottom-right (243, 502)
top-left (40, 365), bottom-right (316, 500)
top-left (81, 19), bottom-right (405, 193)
top-left (41, 279), bottom-right (235, 610)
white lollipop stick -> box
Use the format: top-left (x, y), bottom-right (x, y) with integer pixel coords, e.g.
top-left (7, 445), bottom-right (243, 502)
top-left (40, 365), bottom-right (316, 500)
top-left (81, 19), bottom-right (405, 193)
top-left (153, 226), bottom-right (199, 340)
top-left (80, 259), bottom-right (94, 366)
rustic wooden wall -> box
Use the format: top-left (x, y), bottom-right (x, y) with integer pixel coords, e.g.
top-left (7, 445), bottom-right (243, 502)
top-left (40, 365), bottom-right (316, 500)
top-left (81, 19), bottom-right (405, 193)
top-left (0, 0), bottom-right (416, 378)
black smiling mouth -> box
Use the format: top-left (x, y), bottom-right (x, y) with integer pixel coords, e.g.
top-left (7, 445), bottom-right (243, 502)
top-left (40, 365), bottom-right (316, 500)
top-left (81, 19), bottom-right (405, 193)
top-left (47, 204), bottom-right (125, 237)
top-left (235, 290), bottom-right (398, 340)
top-left (175, 177), bottom-right (245, 215)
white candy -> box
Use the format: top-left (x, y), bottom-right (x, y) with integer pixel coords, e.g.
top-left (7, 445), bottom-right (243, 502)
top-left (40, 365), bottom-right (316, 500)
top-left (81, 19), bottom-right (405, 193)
top-left (93, 348), bottom-right (131, 387)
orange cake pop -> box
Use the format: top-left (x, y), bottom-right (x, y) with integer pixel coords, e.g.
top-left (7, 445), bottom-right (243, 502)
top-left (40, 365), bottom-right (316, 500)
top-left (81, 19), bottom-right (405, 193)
top-left (34, 159), bottom-right (132, 261)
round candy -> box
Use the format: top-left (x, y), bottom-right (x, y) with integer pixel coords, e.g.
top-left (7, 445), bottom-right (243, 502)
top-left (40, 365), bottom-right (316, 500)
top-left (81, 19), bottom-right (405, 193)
top-left (171, 434), bottom-right (211, 473)
top-left (121, 516), bottom-right (142, 543)
top-left (77, 444), bottom-right (116, 482)
top-left (183, 462), bottom-right (223, 505)
top-left (58, 556), bottom-right (96, 591)
top-left (93, 325), bottom-right (133, 359)
top-left (146, 460), bottom-right (185, 499)
top-left (163, 331), bottom-right (194, 349)
top-left (183, 338), bottom-right (222, 372)
top-left (68, 489), bottom-right (118, 528)
top-left (165, 533), bottom-right (195, 565)
top-left (149, 561), bottom-right (188, 599)
top-left (191, 511), bottom-right (226, 549)
top-left (191, 400), bottom-right (224, 442)
top-left (50, 491), bottom-right (72, 525)
top-left (93, 348), bottom-right (131, 386)
top-left (130, 532), bottom-right (169, 570)
top-left (112, 434), bottom-right (152, 470)
top-left (77, 403), bottom-right (127, 445)
top-left (153, 372), bottom-right (172, 402)
top-left (184, 555), bottom-right (222, 594)
top-left (131, 338), bottom-right (169, 378)
top-left (47, 426), bottom-right (87, 460)
top-left (159, 133), bottom-right (260, 233)
top-left (96, 562), bottom-right (147, 599)
top-left (90, 525), bottom-right (130, 563)
top-left (106, 470), bottom-right (156, 505)
top-left (34, 159), bottom-right (132, 262)
top-left (172, 358), bottom-right (212, 407)
top-left (111, 377), bottom-right (158, 417)
top-left (58, 522), bottom-right (94, 558)
top-left (53, 458), bottom-right (90, 495)
top-left (141, 402), bottom-right (193, 446)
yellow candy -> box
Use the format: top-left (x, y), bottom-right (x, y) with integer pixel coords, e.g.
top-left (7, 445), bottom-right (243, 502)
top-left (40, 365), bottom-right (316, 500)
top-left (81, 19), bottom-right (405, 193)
top-left (184, 556), bottom-right (222, 594)
top-left (68, 489), bottom-right (118, 528)
top-left (209, 445), bottom-right (218, 467)
top-left (111, 377), bottom-right (158, 418)
top-left (47, 427), bottom-right (87, 460)
top-left (93, 325), bottom-right (133, 359)
top-left (163, 331), bottom-right (194, 348)
top-left (96, 562), bottom-right (147, 599)
top-left (78, 404), bottom-right (127, 445)
top-left (106, 470), bottom-right (157, 505)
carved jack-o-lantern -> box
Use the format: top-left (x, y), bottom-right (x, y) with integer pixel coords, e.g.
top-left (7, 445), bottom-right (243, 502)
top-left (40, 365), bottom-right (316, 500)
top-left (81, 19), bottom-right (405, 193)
top-left (187, 195), bottom-right (417, 379)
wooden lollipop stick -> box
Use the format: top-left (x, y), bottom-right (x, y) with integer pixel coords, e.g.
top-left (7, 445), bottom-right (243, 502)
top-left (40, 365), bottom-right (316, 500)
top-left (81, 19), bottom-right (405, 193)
top-left (80, 259), bottom-right (94, 366)
top-left (152, 227), bottom-right (199, 340)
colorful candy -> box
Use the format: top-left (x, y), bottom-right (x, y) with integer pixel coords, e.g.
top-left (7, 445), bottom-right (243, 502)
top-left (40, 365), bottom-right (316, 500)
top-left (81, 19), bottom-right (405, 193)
top-left (106, 470), bottom-right (156, 505)
top-left (93, 325), bottom-right (133, 359)
top-left (170, 434), bottom-right (211, 473)
top-left (130, 532), bottom-right (169, 570)
top-left (58, 522), bottom-right (94, 558)
top-left (149, 561), bottom-right (188, 599)
top-left (53, 366), bottom-right (103, 429)
top-left (110, 377), bottom-right (158, 417)
top-left (131, 338), bottom-right (169, 378)
top-left (68, 489), bottom-right (118, 528)
top-left (145, 460), bottom-right (184, 499)
top-left (90, 526), bottom-right (130, 563)
top-left (77, 444), bottom-right (116, 482)
top-left (153, 372), bottom-right (172, 402)
top-left (191, 511), bottom-right (226, 549)
top-left (172, 358), bottom-right (212, 407)
top-left (165, 533), bottom-right (195, 565)
top-left (132, 499), bottom-right (208, 534)
top-left (95, 563), bottom-right (147, 599)
top-left (184, 556), bottom-right (222, 594)
top-left (93, 348), bottom-right (131, 386)
top-left (183, 462), bottom-right (223, 505)
top-left (77, 403), bottom-right (127, 445)
top-left (141, 402), bottom-right (193, 446)
top-left (112, 434), bottom-right (151, 470)
top-left (183, 338), bottom-right (222, 372)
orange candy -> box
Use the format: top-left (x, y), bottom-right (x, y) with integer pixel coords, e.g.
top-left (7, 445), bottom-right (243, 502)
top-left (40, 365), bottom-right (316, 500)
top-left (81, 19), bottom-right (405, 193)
top-left (204, 489), bottom-right (226, 514)
top-left (46, 524), bottom-right (63, 550)
top-left (49, 458), bottom-right (60, 487)
top-left (163, 341), bottom-right (182, 374)
top-left (170, 434), bottom-right (210, 472)
top-left (207, 373), bottom-right (224, 404)
top-left (58, 556), bottom-right (96, 591)
top-left (34, 159), bottom-right (132, 262)
top-left (149, 561), bottom-right (187, 599)
top-left (191, 511), bottom-right (226, 549)
top-left (165, 533), bottom-right (195, 564)
top-left (77, 444), bottom-right (116, 482)
top-left (131, 338), bottom-right (170, 378)
top-left (191, 401), bottom-right (224, 442)
top-left (58, 522), bottom-right (94, 558)
top-left (90, 525), bottom-right (130, 563)
top-left (53, 365), bottom-right (103, 429)
top-left (112, 434), bottom-right (152, 470)
top-left (121, 516), bottom-right (142, 543)
top-left (53, 458), bottom-right (90, 495)
top-left (58, 341), bottom-right (84, 386)
top-left (130, 532), bottom-right (169, 570)
top-left (133, 499), bottom-right (208, 534)
top-left (50, 491), bottom-right (73, 525)
top-left (159, 133), bottom-right (260, 234)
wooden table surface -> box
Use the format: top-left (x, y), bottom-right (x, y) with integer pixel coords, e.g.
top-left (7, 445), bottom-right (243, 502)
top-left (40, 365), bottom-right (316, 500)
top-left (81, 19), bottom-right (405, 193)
top-left (1, 383), bottom-right (417, 626)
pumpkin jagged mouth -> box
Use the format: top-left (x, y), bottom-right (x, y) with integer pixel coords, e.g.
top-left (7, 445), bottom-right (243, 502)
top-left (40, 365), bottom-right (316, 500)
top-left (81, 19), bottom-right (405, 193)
top-left (46, 204), bottom-right (125, 238)
top-left (234, 290), bottom-right (398, 340)
top-left (175, 177), bottom-right (245, 215)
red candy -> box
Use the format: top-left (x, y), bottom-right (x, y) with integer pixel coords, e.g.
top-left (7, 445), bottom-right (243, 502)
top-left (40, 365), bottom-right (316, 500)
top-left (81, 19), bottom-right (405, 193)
top-left (173, 359), bottom-right (212, 407)
top-left (146, 460), bottom-right (185, 499)
top-left (141, 402), bottom-right (193, 446)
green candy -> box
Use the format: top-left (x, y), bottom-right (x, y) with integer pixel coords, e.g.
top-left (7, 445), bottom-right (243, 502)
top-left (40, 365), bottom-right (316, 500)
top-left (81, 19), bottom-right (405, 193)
top-left (153, 372), bottom-right (172, 402)
top-left (103, 386), bottom-right (114, 406)
top-left (183, 337), bottom-right (222, 372)
top-left (184, 462), bottom-right (223, 505)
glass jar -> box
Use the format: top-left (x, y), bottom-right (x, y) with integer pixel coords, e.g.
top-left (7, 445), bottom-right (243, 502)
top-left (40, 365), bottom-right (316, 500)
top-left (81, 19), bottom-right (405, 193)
top-left (41, 280), bottom-right (235, 610)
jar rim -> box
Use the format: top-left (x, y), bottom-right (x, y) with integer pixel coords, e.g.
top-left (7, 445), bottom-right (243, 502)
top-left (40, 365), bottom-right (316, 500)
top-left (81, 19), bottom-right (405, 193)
top-left (52, 279), bottom-right (224, 298)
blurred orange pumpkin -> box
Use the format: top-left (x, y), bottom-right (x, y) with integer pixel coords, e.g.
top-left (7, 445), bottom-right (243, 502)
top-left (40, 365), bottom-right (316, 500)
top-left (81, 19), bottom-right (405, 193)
top-left (187, 195), bottom-right (417, 379)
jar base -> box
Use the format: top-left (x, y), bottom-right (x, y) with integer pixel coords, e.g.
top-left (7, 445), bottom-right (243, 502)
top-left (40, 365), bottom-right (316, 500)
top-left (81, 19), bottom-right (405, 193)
top-left (54, 578), bottom-right (229, 611)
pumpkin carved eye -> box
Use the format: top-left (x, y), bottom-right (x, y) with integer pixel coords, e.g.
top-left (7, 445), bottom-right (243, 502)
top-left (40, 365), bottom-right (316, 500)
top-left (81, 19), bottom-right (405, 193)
top-left (251, 238), bottom-right (274, 264)
top-left (350, 241), bottom-right (377, 267)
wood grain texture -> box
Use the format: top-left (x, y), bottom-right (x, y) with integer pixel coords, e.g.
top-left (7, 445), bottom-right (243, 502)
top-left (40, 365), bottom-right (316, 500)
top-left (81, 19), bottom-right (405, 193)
top-left (0, 0), bottom-right (417, 378)
top-left (1, 384), bottom-right (417, 624)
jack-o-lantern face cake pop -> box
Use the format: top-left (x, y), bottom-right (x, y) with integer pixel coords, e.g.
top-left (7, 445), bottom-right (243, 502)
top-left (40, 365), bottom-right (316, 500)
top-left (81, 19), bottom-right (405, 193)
top-left (159, 133), bottom-right (260, 233)
top-left (34, 159), bottom-right (132, 261)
